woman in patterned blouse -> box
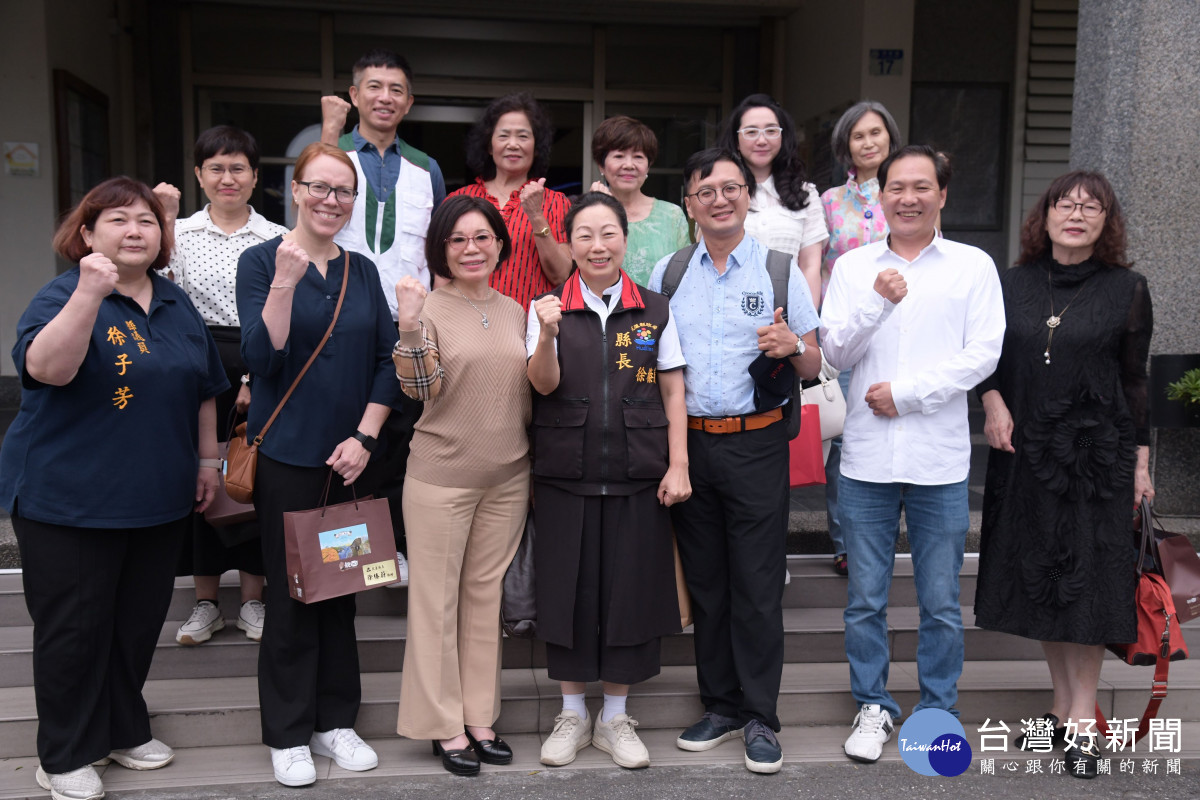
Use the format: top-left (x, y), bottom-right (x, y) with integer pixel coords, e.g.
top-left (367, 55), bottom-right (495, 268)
top-left (819, 101), bottom-right (902, 577)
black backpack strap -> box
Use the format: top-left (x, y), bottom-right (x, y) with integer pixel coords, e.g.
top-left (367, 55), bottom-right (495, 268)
top-left (660, 243), bottom-right (700, 299)
top-left (764, 248), bottom-right (792, 321)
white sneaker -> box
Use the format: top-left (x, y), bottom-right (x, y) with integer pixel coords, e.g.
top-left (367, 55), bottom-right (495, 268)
top-left (237, 599), bottom-right (265, 641)
top-left (540, 710), bottom-right (593, 766)
top-left (385, 552), bottom-right (410, 589)
top-left (270, 745), bottom-right (316, 787)
top-left (175, 600), bottom-right (224, 645)
top-left (310, 728), bottom-right (378, 771)
top-left (108, 738), bottom-right (174, 770)
top-left (592, 713), bottom-right (650, 769)
top-left (844, 704), bottom-right (894, 763)
top-left (35, 765), bottom-right (104, 800)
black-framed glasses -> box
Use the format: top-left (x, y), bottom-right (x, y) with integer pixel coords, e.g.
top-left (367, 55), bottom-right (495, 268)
top-left (685, 183), bottom-right (747, 205)
top-left (737, 126), bottom-right (783, 141)
top-left (297, 181), bottom-right (357, 204)
top-left (1052, 198), bottom-right (1105, 218)
top-left (445, 233), bottom-right (498, 250)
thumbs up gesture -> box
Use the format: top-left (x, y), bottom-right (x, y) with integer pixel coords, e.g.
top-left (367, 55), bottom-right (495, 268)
top-left (756, 306), bottom-right (799, 358)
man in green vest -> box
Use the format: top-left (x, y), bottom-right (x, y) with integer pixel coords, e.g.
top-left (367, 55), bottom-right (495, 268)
top-left (321, 49), bottom-right (447, 585)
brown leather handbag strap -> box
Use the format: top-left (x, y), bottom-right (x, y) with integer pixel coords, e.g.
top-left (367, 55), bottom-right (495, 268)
top-left (252, 251), bottom-right (351, 446)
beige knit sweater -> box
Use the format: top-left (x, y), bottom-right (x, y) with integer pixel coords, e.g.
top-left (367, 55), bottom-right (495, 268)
top-left (395, 287), bottom-right (531, 488)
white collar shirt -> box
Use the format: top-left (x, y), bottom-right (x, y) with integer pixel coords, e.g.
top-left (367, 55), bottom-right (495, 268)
top-left (165, 205), bottom-right (288, 327)
top-left (744, 176), bottom-right (829, 258)
top-left (525, 276), bottom-right (686, 370)
top-left (819, 235), bottom-right (1005, 484)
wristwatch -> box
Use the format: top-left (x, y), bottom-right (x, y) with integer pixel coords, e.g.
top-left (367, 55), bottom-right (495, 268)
top-left (533, 225), bottom-right (552, 238)
top-left (353, 431), bottom-right (378, 452)
top-left (240, 374), bottom-right (251, 385)
top-left (793, 336), bottom-right (806, 357)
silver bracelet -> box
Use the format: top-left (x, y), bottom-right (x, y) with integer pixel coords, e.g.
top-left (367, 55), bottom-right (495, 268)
top-left (270, 283), bottom-right (296, 290)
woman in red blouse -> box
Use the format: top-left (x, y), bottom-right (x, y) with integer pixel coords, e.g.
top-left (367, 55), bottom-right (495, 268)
top-left (450, 92), bottom-right (571, 308)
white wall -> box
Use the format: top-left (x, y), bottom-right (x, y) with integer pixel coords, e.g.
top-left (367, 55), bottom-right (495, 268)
top-left (0, 1), bottom-right (126, 378)
top-left (0, 1), bottom-right (56, 378)
top-left (860, 0), bottom-right (914, 140)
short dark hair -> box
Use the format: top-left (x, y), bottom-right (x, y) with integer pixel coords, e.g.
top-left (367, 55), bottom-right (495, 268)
top-left (565, 191), bottom-right (628, 240)
top-left (878, 144), bottom-right (951, 191)
top-left (830, 101), bottom-right (902, 170)
top-left (1019, 170), bottom-right (1129, 268)
top-left (193, 125), bottom-right (261, 171)
top-left (351, 49), bottom-right (413, 90)
top-left (424, 195), bottom-right (512, 281)
top-left (683, 148), bottom-right (756, 198)
top-left (716, 93), bottom-right (810, 212)
top-left (591, 115), bottom-right (659, 166)
top-left (53, 176), bottom-right (173, 272)
top-left (465, 92), bottom-right (555, 181)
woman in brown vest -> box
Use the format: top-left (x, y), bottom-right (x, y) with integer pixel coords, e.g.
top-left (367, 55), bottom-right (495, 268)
top-left (526, 192), bottom-right (691, 769)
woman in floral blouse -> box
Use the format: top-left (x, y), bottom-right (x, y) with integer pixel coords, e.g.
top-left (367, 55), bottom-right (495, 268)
top-left (819, 101), bottom-right (902, 577)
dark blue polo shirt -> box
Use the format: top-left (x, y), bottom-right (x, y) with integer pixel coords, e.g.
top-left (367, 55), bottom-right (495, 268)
top-left (0, 270), bottom-right (229, 527)
top-left (237, 237), bottom-right (401, 468)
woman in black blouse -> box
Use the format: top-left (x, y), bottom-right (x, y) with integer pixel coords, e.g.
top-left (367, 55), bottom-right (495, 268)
top-left (973, 171), bottom-right (1153, 779)
top-left (236, 142), bottom-right (399, 788)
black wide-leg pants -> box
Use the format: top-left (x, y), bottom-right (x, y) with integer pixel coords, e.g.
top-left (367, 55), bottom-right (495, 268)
top-left (255, 454), bottom-right (362, 747)
top-left (14, 514), bottom-right (186, 773)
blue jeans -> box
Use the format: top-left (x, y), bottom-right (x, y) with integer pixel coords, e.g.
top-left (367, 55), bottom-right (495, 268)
top-left (823, 368), bottom-right (854, 555)
top-left (840, 475), bottom-right (969, 720)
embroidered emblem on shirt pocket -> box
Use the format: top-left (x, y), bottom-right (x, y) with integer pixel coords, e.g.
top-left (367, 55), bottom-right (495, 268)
top-left (741, 291), bottom-right (765, 317)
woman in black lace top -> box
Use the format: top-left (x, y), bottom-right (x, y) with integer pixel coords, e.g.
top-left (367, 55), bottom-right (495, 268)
top-left (973, 171), bottom-right (1153, 779)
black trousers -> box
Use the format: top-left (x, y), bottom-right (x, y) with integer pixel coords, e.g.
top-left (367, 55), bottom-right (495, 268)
top-left (14, 514), bottom-right (187, 773)
top-left (255, 454), bottom-right (361, 747)
top-left (669, 421), bottom-right (789, 731)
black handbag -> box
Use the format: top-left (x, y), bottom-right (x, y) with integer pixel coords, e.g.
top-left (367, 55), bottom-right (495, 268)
top-left (501, 511), bottom-right (536, 639)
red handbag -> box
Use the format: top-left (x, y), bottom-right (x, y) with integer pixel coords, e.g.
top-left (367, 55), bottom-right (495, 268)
top-left (1096, 502), bottom-right (1188, 743)
top-left (788, 404), bottom-right (825, 488)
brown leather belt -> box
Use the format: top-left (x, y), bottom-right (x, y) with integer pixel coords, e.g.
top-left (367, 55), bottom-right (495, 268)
top-left (686, 406), bottom-right (783, 434)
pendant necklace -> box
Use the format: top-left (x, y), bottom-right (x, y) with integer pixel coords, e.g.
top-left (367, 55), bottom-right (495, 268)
top-left (452, 282), bottom-right (492, 329)
top-left (1043, 267), bottom-right (1088, 365)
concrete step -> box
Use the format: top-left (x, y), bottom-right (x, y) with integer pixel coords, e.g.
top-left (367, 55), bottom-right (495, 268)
top-left (3, 659), bottom-right (1199, 758)
top-left (0, 601), bottom-right (1086, 689)
top-left (3, 719), bottom-right (1194, 800)
top-left (0, 556), bottom-right (974, 629)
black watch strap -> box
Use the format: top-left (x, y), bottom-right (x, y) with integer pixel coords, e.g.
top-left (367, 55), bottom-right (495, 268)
top-left (353, 431), bottom-right (378, 452)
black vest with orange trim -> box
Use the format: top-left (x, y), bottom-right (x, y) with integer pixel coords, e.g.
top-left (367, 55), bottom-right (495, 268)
top-left (532, 272), bottom-right (672, 495)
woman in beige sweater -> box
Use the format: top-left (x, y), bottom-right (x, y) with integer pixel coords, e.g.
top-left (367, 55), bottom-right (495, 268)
top-left (391, 195), bottom-right (532, 776)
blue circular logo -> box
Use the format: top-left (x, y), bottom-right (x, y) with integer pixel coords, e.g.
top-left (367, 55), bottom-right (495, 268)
top-left (897, 709), bottom-right (972, 777)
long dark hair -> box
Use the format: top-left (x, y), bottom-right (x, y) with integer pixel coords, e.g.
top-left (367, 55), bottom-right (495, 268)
top-left (717, 93), bottom-right (809, 212)
top-left (1018, 170), bottom-right (1130, 268)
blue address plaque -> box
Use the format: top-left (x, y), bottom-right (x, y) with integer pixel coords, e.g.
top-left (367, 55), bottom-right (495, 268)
top-left (869, 48), bottom-right (904, 76)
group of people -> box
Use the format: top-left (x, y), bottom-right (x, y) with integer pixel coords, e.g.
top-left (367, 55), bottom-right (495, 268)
top-left (0, 45), bottom-right (1154, 800)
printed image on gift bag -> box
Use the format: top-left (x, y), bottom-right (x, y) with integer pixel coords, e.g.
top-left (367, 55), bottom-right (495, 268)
top-left (284, 475), bottom-right (397, 603)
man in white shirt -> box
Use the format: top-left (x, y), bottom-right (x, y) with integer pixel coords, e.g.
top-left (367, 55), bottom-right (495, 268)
top-left (819, 145), bottom-right (1005, 763)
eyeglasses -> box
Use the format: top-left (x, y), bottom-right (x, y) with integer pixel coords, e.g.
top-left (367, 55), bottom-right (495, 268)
top-left (737, 126), bottom-right (783, 141)
top-left (202, 164), bottom-right (251, 177)
top-left (297, 181), bottom-right (357, 204)
top-left (1052, 199), bottom-right (1105, 218)
top-left (685, 183), bottom-right (747, 205)
top-left (445, 233), bottom-right (498, 250)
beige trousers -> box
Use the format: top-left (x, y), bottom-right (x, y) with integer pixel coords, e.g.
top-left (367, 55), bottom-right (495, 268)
top-left (396, 470), bottom-right (529, 739)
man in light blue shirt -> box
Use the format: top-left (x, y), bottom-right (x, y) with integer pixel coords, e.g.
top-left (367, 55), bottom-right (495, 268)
top-left (648, 148), bottom-right (821, 774)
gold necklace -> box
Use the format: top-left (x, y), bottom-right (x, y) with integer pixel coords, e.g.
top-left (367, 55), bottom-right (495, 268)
top-left (1043, 268), bottom-right (1088, 365)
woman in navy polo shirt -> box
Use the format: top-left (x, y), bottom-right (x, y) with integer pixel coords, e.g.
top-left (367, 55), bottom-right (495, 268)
top-left (0, 177), bottom-right (227, 800)
top-left (236, 142), bottom-right (399, 788)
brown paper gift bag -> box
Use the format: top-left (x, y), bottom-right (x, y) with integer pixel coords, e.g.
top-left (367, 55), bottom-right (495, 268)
top-left (282, 474), bottom-right (397, 604)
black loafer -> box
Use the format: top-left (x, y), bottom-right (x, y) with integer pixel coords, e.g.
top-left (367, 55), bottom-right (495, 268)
top-left (1064, 736), bottom-right (1100, 779)
top-left (465, 729), bottom-right (513, 765)
top-left (432, 740), bottom-right (480, 776)
top-left (1013, 712), bottom-right (1068, 751)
